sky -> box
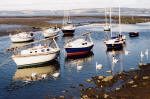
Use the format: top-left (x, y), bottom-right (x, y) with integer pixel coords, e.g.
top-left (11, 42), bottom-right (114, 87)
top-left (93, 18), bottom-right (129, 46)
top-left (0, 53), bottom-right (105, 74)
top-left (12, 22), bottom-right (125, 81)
top-left (0, 0), bottom-right (149, 11)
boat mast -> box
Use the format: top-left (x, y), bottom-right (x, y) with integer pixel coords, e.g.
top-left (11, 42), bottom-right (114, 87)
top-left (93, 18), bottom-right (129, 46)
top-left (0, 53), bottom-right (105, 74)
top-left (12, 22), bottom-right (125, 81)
top-left (105, 8), bottom-right (107, 25)
top-left (63, 11), bottom-right (65, 26)
top-left (88, 32), bottom-right (93, 43)
top-left (119, 5), bottom-right (121, 35)
top-left (53, 38), bottom-right (59, 49)
top-left (110, 8), bottom-right (112, 37)
top-left (68, 10), bottom-right (71, 23)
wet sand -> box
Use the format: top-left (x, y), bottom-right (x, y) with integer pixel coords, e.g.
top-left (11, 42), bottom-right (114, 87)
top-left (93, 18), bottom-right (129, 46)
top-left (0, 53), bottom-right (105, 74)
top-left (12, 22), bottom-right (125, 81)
top-left (0, 16), bottom-right (150, 36)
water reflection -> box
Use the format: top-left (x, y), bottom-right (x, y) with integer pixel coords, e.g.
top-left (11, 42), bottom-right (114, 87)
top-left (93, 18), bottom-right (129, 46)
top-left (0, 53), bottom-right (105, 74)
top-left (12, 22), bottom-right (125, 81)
top-left (13, 60), bottom-right (60, 82)
top-left (106, 49), bottom-right (124, 74)
top-left (66, 51), bottom-right (94, 66)
top-left (11, 42), bottom-right (33, 48)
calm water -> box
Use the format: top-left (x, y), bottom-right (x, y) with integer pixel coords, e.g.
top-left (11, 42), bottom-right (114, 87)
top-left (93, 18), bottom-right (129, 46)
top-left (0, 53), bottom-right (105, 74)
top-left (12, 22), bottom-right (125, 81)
top-left (0, 24), bottom-right (31, 36)
top-left (0, 22), bottom-right (150, 99)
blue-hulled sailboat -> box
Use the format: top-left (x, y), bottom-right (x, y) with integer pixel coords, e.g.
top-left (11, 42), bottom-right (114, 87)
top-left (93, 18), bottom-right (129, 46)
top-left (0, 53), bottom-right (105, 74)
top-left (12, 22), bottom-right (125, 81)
top-left (65, 32), bottom-right (94, 56)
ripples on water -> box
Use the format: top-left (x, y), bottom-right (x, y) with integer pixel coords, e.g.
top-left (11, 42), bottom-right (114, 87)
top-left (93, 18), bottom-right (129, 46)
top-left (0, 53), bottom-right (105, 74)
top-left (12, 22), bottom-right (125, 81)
top-left (0, 23), bottom-right (150, 99)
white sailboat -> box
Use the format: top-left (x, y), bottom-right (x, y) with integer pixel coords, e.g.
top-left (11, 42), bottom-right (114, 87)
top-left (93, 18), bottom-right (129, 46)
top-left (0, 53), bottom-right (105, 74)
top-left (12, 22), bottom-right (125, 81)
top-left (43, 27), bottom-right (60, 38)
top-left (12, 38), bottom-right (60, 68)
top-left (104, 8), bottom-right (111, 31)
top-left (9, 32), bottom-right (35, 43)
top-left (62, 10), bottom-right (75, 35)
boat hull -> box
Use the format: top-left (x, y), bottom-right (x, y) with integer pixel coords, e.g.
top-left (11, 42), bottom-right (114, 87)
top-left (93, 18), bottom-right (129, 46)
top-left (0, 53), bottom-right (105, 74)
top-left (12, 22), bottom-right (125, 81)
top-left (12, 53), bottom-right (58, 68)
top-left (62, 29), bottom-right (75, 36)
top-left (43, 31), bottom-right (59, 38)
top-left (129, 32), bottom-right (139, 37)
top-left (10, 37), bottom-right (34, 43)
top-left (65, 45), bottom-right (94, 56)
top-left (106, 43), bottom-right (123, 50)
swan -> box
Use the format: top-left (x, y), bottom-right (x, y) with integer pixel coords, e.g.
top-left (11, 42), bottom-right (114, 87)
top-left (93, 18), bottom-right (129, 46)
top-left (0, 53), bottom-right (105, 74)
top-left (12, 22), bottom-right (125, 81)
top-left (140, 51), bottom-right (144, 59)
top-left (96, 61), bottom-right (103, 70)
top-left (112, 57), bottom-right (118, 64)
top-left (41, 74), bottom-right (47, 79)
top-left (145, 49), bottom-right (148, 59)
top-left (77, 63), bottom-right (83, 71)
top-left (52, 72), bottom-right (60, 78)
top-left (31, 73), bottom-right (37, 77)
top-left (125, 50), bottom-right (130, 56)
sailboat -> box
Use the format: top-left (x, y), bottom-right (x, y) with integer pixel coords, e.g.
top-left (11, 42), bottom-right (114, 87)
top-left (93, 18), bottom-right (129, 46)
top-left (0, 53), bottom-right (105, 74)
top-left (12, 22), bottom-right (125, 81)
top-left (104, 8), bottom-right (111, 31)
top-left (104, 8), bottom-right (124, 50)
top-left (64, 32), bottom-right (94, 56)
top-left (43, 26), bottom-right (60, 38)
top-left (11, 37), bottom-right (60, 68)
top-left (9, 32), bottom-right (35, 43)
top-left (113, 5), bottom-right (126, 43)
top-left (61, 10), bottom-right (75, 36)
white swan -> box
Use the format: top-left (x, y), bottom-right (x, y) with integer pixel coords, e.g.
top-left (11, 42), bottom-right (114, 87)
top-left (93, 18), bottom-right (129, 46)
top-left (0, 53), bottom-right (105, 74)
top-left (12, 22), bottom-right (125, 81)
top-left (112, 57), bottom-right (118, 64)
top-left (41, 74), bottom-right (47, 79)
top-left (31, 73), bottom-right (37, 77)
top-left (96, 61), bottom-right (103, 70)
top-left (125, 50), bottom-right (130, 56)
top-left (52, 72), bottom-right (60, 78)
top-left (76, 63), bottom-right (83, 71)
top-left (140, 51), bottom-right (144, 58)
top-left (145, 49), bottom-right (149, 59)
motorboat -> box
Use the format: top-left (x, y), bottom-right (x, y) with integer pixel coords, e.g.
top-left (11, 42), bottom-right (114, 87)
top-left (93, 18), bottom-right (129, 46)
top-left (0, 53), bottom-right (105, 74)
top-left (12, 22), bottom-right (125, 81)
top-left (9, 32), bottom-right (35, 43)
top-left (129, 32), bottom-right (139, 37)
top-left (43, 28), bottom-right (60, 38)
top-left (65, 32), bottom-right (94, 56)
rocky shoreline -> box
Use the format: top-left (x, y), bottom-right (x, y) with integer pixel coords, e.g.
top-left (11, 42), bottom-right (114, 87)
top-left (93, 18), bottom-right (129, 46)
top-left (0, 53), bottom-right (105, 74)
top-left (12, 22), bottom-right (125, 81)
top-left (45, 63), bottom-right (150, 99)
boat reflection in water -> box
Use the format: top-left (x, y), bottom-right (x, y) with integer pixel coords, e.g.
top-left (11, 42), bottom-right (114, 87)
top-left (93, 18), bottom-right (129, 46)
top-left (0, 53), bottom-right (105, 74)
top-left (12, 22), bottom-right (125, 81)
top-left (106, 48), bottom-right (123, 56)
top-left (13, 60), bottom-right (60, 82)
top-left (106, 48), bottom-right (124, 74)
top-left (66, 51), bottom-right (94, 65)
top-left (11, 42), bottom-right (33, 48)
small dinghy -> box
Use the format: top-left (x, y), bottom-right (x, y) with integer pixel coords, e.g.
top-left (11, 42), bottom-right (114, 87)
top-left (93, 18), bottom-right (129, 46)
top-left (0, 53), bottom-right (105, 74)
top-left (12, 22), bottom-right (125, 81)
top-left (9, 32), bottom-right (35, 43)
top-left (129, 32), bottom-right (139, 37)
top-left (11, 38), bottom-right (60, 68)
top-left (65, 32), bottom-right (94, 56)
top-left (43, 28), bottom-right (60, 38)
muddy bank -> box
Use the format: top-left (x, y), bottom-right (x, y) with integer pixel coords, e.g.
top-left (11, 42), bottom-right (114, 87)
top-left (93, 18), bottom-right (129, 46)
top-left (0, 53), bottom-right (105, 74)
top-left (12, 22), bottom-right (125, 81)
top-left (0, 16), bottom-right (150, 36)
top-left (46, 63), bottom-right (150, 99)
top-left (80, 63), bottom-right (150, 99)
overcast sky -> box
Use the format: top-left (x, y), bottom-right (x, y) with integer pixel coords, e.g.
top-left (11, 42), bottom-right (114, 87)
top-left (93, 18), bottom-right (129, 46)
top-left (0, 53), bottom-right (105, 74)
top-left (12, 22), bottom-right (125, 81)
top-left (0, 0), bottom-right (149, 10)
